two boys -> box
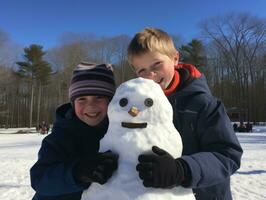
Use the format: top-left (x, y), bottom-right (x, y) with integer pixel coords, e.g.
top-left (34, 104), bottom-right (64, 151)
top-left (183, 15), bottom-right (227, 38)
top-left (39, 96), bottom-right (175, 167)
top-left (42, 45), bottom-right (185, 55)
top-left (31, 28), bottom-right (242, 200)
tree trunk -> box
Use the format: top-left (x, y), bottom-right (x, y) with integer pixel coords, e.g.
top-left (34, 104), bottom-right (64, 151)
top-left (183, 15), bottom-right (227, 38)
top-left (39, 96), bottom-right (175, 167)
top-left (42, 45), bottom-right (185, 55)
top-left (36, 84), bottom-right (42, 128)
top-left (29, 79), bottom-right (34, 128)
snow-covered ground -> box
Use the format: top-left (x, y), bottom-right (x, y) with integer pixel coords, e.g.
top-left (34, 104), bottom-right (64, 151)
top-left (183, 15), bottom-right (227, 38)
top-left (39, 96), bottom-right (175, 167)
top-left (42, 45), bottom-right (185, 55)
top-left (0, 128), bottom-right (265, 200)
top-left (231, 131), bottom-right (266, 200)
top-left (0, 133), bottom-right (45, 200)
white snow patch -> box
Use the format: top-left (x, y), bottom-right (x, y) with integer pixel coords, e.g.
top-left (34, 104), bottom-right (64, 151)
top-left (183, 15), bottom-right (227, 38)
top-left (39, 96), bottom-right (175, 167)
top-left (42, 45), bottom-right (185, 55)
top-left (0, 131), bottom-right (265, 199)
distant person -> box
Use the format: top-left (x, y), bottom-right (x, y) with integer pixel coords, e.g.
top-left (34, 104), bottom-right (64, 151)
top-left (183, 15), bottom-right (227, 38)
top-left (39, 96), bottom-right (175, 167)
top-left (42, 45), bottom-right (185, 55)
top-left (233, 123), bottom-right (238, 132)
top-left (46, 123), bottom-right (50, 133)
top-left (39, 121), bottom-right (49, 134)
top-left (246, 122), bottom-right (253, 133)
top-left (238, 121), bottom-right (247, 132)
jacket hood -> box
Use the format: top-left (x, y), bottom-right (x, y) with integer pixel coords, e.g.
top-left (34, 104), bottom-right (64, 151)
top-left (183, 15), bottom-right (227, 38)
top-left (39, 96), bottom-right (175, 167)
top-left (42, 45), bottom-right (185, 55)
top-left (166, 63), bottom-right (211, 98)
top-left (176, 74), bottom-right (212, 97)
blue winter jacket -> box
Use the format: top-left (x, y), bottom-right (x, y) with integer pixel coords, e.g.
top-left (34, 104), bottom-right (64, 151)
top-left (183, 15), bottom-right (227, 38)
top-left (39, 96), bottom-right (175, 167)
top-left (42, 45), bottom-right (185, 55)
top-left (169, 68), bottom-right (243, 200)
top-left (30, 103), bottom-right (108, 200)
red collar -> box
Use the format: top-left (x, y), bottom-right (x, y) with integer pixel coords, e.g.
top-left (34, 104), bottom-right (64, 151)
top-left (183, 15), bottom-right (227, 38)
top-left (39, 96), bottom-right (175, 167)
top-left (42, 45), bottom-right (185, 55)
top-left (176, 63), bottom-right (201, 78)
top-left (163, 63), bottom-right (201, 96)
top-left (164, 70), bottom-right (180, 96)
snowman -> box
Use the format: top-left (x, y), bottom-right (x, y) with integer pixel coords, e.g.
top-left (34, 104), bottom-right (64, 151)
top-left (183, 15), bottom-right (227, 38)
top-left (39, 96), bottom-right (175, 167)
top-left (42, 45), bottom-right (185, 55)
top-left (81, 77), bottom-right (195, 200)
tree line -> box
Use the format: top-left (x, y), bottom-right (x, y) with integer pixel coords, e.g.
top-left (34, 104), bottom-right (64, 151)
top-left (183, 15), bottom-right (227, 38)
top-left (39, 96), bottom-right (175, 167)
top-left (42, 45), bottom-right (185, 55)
top-left (0, 12), bottom-right (265, 128)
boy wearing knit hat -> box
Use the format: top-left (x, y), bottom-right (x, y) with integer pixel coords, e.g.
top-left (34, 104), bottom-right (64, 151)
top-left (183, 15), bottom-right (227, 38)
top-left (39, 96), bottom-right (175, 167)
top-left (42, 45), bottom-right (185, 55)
top-left (69, 62), bottom-right (116, 126)
top-left (30, 62), bottom-right (118, 200)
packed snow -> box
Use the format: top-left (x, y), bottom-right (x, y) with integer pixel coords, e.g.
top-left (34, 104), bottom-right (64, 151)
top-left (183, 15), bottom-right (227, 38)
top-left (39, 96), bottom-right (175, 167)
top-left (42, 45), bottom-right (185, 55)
top-left (0, 132), bottom-right (45, 200)
top-left (231, 131), bottom-right (266, 200)
top-left (82, 78), bottom-right (194, 199)
top-left (0, 129), bottom-right (266, 200)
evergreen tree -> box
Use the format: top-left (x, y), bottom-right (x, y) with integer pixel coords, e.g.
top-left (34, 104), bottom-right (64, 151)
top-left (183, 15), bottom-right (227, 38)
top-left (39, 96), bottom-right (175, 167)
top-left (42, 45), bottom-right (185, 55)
top-left (16, 44), bottom-right (51, 128)
top-left (180, 39), bottom-right (207, 70)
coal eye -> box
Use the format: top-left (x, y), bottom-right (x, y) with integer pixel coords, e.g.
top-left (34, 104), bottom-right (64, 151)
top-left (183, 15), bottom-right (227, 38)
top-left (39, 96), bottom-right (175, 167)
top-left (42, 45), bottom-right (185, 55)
top-left (119, 98), bottom-right (128, 107)
top-left (144, 98), bottom-right (153, 107)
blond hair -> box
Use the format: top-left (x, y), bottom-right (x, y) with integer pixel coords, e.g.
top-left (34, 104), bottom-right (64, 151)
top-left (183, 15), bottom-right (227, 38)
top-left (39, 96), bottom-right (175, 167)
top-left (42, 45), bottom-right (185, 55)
top-left (127, 28), bottom-right (177, 63)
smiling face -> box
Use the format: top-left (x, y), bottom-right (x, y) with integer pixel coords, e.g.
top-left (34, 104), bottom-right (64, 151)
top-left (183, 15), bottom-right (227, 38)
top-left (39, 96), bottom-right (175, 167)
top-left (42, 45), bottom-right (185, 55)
top-left (131, 51), bottom-right (179, 90)
top-left (101, 78), bottom-right (179, 162)
top-left (107, 78), bottom-right (173, 129)
top-left (74, 95), bottom-right (109, 126)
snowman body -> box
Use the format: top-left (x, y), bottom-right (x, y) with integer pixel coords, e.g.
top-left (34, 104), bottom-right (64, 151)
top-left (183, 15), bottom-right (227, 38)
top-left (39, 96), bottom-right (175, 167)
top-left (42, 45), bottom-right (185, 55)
top-left (81, 78), bottom-right (195, 200)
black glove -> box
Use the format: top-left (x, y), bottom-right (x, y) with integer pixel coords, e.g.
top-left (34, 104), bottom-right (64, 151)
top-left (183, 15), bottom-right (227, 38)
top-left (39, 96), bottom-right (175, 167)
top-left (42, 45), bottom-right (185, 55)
top-left (73, 150), bottom-right (118, 185)
top-left (136, 146), bottom-right (190, 188)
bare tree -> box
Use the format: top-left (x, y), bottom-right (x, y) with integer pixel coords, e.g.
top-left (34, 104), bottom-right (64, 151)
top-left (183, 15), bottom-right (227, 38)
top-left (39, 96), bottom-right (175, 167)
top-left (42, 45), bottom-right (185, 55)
top-left (200, 12), bottom-right (266, 121)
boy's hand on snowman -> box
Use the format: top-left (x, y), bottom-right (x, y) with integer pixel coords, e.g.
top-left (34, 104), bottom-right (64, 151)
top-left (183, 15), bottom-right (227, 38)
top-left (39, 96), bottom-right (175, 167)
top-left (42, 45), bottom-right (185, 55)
top-left (73, 150), bottom-right (118, 185)
top-left (92, 150), bottom-right (119, 184)
top-left (136, 146), bottom-right (188, 188)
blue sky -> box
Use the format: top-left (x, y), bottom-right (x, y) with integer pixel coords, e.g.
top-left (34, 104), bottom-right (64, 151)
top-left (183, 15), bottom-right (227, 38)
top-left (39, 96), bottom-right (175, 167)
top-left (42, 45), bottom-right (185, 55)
top-left (1, 0), bottom-right (266, 49)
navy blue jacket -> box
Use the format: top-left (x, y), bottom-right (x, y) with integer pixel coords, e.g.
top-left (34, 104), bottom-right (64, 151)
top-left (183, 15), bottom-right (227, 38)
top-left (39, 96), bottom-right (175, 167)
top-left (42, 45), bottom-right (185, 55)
top-left (30, 103), bottom-right (108, 200)
top-left (169, 68), bottom-right (243, 200)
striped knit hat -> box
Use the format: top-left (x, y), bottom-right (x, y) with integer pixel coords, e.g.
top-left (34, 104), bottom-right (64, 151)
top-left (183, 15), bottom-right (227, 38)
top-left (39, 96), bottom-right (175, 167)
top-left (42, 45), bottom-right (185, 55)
top-left (69, 62), bottom-right (116, 102)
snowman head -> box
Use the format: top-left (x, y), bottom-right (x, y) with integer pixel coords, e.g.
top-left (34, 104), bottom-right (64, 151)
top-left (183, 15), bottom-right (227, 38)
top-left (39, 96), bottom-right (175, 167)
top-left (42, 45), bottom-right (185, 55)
top-left (108, 77), bottom-right (173, 128)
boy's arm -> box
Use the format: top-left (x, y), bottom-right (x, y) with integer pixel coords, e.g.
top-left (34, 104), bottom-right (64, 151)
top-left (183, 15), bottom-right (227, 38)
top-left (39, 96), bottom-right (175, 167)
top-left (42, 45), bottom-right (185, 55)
top-left (30, 133), bottom-right (88, 196)
top-left (181, 98), bottom-right (243, 188)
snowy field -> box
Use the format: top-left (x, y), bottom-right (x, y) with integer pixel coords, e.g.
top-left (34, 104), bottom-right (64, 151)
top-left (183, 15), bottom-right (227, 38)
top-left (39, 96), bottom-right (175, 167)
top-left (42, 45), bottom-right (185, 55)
top-left (0, 127), bottom-right (265, 200)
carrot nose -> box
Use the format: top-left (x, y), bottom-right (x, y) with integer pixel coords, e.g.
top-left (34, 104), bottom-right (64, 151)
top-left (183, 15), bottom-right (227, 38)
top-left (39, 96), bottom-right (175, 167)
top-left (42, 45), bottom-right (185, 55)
top-left (128, 106), bottom-right (139, 117)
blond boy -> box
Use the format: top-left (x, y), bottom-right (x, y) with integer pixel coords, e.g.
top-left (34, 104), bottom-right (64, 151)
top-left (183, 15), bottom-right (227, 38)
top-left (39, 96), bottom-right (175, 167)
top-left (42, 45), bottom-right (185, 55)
top-left (128, 28), bottom-right (242, 200)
